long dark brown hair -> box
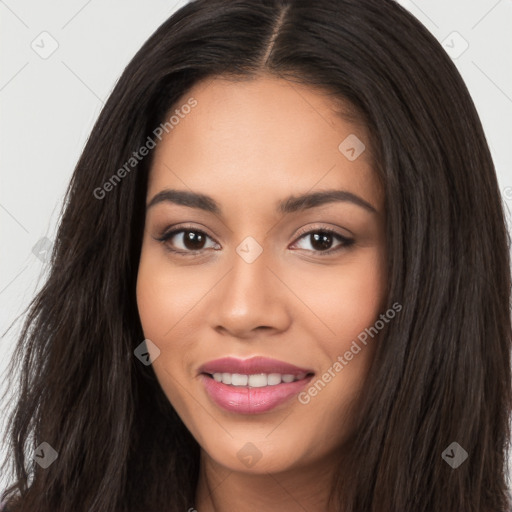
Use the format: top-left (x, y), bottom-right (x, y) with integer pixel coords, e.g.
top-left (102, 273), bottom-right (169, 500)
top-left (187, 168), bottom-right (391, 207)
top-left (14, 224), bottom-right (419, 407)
top-left (1, 0), bottom-right (511, 510)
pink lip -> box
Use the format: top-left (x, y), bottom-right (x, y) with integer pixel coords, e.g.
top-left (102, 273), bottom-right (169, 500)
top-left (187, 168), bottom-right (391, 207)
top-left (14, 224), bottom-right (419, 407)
top-left (198, 356), bottom-right (315, 414)
top-left (198, 356), bottom-right (313, 376)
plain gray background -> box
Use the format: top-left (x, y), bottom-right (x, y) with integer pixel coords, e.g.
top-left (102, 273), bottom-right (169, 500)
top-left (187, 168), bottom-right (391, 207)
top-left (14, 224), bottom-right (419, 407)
top-left (1, 0), bottom-right (511, 491)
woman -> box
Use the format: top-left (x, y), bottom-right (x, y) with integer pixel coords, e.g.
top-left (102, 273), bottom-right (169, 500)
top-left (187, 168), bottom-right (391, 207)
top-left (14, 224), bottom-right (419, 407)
top-left (1, 0), bottom-right (511, 511)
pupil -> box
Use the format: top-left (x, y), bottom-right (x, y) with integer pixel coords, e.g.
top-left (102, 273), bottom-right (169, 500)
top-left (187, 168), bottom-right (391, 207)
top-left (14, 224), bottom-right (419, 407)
top-left (311, 232), bottom-right (332, 251)
top-left (184, 231), bottom-right (205, 250)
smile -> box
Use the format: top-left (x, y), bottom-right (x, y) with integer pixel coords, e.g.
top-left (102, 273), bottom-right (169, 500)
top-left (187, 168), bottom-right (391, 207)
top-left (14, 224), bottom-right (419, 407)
top-left (199, 372), bottom-right (314, 414)
top-left (206, 372), bottom-right (310, 387)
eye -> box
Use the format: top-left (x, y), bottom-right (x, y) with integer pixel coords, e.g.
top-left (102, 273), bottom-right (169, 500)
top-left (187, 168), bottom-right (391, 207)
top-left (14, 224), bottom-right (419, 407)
top-left (156, 227), bottom-right (220, 255)
top-left (291, 226), bottom-right (355, 255)
top-left (155, 224), bottom-right (355, 257)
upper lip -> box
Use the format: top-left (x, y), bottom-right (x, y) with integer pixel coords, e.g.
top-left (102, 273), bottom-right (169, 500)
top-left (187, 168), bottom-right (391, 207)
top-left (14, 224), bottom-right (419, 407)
top-left (198, 356), bottom-right (315, 377)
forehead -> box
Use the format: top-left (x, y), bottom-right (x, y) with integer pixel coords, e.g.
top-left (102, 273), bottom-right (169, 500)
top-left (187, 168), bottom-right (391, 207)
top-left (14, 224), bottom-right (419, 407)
top-left (147, 76), bottom-right (382, 212)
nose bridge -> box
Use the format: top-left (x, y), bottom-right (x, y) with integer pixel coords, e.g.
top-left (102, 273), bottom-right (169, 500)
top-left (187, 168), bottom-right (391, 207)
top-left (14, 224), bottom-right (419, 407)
top-left (225, 235), bottom-right (273, 307)
top-left (208, 234), bottom-right (291, 335)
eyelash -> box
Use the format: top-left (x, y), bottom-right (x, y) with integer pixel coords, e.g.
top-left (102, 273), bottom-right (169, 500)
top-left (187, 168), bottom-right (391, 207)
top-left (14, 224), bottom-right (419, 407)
top-left (156, 224), bottom-right (355, 258)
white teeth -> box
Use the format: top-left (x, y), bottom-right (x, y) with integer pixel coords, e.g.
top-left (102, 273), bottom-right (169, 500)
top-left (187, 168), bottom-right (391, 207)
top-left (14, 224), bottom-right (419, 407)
top-left (231, 373), bottom-right (248, 386)
top-left (248, 374), bottom-right (267, 387)
top-left (210, 372), bottom-right (308, 387)
top-left (267, 373), bottom-right (282, 386)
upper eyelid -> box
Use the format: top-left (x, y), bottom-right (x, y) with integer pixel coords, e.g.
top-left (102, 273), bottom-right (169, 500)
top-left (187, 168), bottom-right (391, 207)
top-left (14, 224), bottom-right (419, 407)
top-left (293, 224), bottom-right (353, 241)
top-left (158, 225), bottom-right (217, 242)
top-left (290, 228), bottom-right (353, 250)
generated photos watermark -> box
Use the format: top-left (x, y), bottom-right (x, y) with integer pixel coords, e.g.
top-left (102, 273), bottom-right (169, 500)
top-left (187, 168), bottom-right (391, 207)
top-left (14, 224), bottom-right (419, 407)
top-left (93, 97), bottom-right (198, 200)
top-left (298, 302), bottom-right (403, 404)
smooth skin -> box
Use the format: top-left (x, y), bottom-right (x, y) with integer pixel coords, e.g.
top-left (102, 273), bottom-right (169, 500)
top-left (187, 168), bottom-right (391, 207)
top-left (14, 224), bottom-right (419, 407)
top-left (136, 75), bottom-right (387, 512)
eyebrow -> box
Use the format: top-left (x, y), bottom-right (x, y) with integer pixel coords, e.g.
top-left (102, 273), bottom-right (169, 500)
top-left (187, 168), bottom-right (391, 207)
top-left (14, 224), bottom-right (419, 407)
top-left (146, 188), bottom-right (378, 215)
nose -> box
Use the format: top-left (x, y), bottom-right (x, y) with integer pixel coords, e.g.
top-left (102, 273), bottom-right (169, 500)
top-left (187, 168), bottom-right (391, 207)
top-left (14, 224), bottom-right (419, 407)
top-left (207, 242), bottom-right (292, 339)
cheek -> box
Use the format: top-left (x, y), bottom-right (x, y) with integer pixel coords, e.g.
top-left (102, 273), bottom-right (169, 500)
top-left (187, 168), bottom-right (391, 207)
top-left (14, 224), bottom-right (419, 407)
top-left (289, 249), bottom-right (387, 341)
top-left (135, 252), bottom-right (196, 409)
top-left (136, 246), bottom-right (209, 342)
top-left (337, 254), bottom-right (386, 338)
top-left (136, 263), bottom-right (173, 343)
top-left (292, 252), bottom-right (386, 425)
top-left (135, 249), bottom-right (194, 383)
top-left (293, 249), bottom-right (386, 398)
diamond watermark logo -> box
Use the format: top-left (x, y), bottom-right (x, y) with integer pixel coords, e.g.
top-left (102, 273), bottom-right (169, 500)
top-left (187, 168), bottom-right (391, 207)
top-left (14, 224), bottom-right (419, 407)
top-left (134, 339), bottom-right (161, 366)
top-left (442, 441), bottom-right (468, 469)
top-left (442, 31), bottom-right (469, 60)
top-left (31, 31), bottom-right (59, 59)
top-left (237, 442), bottom-right (263, 468)
top-left (33, 442), bottom-right (58, 469)
top-left (338, 134), bottom-right (366, 161)
top-left (32, 237), bottom-right (53, 262)
top-left (236, 236), bottom-right (263, 264)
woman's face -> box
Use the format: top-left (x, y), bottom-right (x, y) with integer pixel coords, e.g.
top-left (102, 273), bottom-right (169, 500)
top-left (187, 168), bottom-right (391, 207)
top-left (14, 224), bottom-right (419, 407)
top-left (136, 75), bottom-right (386, 474)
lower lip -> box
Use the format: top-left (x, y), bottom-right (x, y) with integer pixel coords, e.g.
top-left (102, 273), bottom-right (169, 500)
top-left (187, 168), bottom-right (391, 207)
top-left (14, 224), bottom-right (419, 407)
top-left (199, 373), bottom-right (314, 414)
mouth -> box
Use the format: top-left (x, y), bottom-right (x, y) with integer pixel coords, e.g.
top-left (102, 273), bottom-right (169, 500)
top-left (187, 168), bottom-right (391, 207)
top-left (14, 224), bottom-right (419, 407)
top-left (197, 357), bottom-right (316, 414)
